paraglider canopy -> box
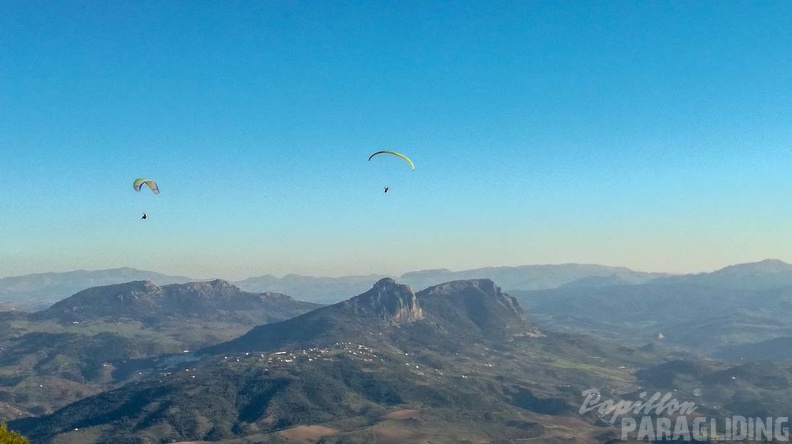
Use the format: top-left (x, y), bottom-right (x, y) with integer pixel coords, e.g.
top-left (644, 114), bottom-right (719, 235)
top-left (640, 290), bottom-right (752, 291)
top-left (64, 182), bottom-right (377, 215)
top-left (368, 150), bottom-right (414, 170)
top-left (133, 178), bottom-right (159, 194)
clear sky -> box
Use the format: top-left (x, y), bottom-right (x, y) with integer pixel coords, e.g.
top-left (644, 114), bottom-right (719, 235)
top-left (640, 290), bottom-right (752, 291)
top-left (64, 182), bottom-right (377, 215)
top-left (1, 1), bottom-right (791, 279)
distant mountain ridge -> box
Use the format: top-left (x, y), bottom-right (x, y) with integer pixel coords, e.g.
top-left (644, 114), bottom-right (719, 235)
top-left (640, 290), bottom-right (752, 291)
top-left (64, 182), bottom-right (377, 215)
top-left (241, 258), bottom-right (792, 303)
top-left (234, 263), bottom-right (668, 303)
top-left (399, 263), bottom-right (667, 293)
top-left (0, 268), bottom-right (195, 310)
top-left (234, 273), bottom-right (387, 304)
top-left (0, 263), bottom-right (666, 308)
top-left (4, 259), bottom-right (792, 309)
top-left (512, 259), bottom-right (792, 355)
top-left (32, 279), bottom-right (320, 326)
top-left (648, 258), bottom-right (792, 290)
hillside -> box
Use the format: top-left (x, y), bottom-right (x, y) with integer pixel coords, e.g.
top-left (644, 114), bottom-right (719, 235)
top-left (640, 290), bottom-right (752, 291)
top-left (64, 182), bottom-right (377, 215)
top-left (14, 277), bottom-right (792, 443)
top-left (0, 281), bottom-right (319, 421)
top-left (13, 276), bottom-right (792, 442)
top-left (513, 261), bottom-right (792, 354)
top-left (10, 278), bottom-right (659, 443)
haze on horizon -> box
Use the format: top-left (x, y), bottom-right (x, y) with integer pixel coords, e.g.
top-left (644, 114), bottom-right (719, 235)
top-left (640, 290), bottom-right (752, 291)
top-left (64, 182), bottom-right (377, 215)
top-left (2, 2), bottom-right (791, 280)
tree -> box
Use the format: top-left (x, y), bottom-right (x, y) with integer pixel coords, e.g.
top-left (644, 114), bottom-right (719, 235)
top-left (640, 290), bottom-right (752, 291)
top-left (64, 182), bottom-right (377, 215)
top-left (0, 422), bottom-right (29, 444)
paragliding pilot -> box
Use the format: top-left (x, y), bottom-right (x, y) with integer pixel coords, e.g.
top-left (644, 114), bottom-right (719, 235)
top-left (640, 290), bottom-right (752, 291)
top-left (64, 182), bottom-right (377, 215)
top-left (141, 213), bottom-right (147, 220)
top-left (384, 187), bottom-right (389, 193)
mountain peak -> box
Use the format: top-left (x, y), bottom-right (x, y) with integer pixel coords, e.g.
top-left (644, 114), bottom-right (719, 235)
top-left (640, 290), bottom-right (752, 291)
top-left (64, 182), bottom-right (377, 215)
top-left (179, 279), bottom-right (240, 292)
top-left (140, 280), bottom-right (161, 290)
top-left (713, 259), bottom-right (792, 275)
top-left (161, 280), bottom-right (247, 302)
top-left (420, 278), bottom-right (500, 296)
top-left (417, 279), bottom-right (537, 337)
top-left (32, 279), bottom-right (318, 325)
top-left (342, 278), bottom-right (422, 324)
top-left (372, 276), bottom-right (398, 288)
top-left (748, 258), bottom-right (790, 269)
top-left (201, 277), bottom-right (541, 357)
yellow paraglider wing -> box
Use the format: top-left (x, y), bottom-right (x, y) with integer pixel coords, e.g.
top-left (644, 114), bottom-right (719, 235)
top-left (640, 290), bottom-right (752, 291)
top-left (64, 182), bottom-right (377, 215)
top-left (132, 178), bottom-right (160, 194)
top-left (368, 150), bottom-right (414, 170)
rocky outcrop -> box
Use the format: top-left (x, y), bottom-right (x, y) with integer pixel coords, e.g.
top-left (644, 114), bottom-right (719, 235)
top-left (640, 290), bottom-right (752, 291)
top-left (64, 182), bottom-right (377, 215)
top-left (418, 279), bottom-right (541, 337)
top-left (341, 278), bottom-right (422, 324)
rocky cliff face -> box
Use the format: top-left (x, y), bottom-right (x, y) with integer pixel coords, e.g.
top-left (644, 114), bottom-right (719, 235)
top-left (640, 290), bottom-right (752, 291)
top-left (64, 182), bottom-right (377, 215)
top-left (340, 278), bottom-right (422, 324)
top-left (420, 278), bottom-right (525, 318)
top-left (201, 277), bottom-right (542, 356)
top-left (418, 279), bottom-right (541, 338)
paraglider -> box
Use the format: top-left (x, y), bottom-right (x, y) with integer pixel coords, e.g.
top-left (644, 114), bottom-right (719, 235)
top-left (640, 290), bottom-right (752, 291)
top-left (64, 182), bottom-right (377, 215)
top-left (368, 150), bottom-right (414, 170)
top-left (133, 178), bottom-right (158, 220)
top-left (132, 178), bottom-right (159, 194)
top-left (369, 151), bottom-right (413, 193)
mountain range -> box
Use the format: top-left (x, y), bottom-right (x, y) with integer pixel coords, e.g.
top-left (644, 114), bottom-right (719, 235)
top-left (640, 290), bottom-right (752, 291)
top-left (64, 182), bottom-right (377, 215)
top-left (0, 280), bottom-right (320, 420)
top-left (30, 279), bottom-right (318, 326)
top-left (5, 259), bottom-right (792, 362)
top-left (513, 259), bottom-right (792, 355)
top-left (202, 277), bottom-right (540, 357)
top-left (10, 275), bottom-right (792, 443)
top-left (1, 262), bottom-right (670, 309)
top-left (234, 264), bottom-right (666, 303)
top-left (8, 278), bottom-right (640, 443)
top-left (0, 268), bottom-right (194, 311)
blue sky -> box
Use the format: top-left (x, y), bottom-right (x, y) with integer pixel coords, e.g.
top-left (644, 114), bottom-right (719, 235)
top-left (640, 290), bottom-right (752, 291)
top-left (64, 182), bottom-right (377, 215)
top-left (1, 1), bottom-right (791, 279)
